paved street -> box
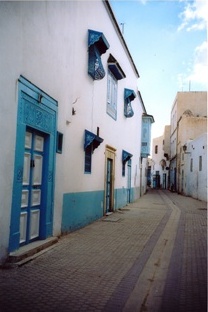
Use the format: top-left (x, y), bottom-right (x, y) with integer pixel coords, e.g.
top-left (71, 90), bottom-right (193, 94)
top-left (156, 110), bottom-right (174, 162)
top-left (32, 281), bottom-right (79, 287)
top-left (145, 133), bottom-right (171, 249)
top-left (0, 189), bottom-right (207, 312)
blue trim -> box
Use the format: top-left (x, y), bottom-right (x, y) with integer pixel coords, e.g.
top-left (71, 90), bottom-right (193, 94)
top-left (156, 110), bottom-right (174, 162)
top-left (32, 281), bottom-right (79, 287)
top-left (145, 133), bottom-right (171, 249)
top-left (88, 29), bottom-right (110, 54)
top-left (108, 54), bottom-right (126, 80)
top-left (124, 88), bottom-right (136, 102)
top-left (18, 76), bottom-right (58, 108)
top-left (62, 191), bottom-right (104, 233)
top-left (84, 129), bottom-right (103, 151)
top-left (122, 150), bottom-right (133, 163)
top-left (9, 77), bottom-right (57, 252)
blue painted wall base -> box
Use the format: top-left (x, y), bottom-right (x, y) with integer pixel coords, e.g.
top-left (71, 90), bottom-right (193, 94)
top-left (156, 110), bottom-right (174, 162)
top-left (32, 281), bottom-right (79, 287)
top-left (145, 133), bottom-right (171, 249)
top-left (62, 191), bottom-right (104, 233)
top-left (61, 187), bottom-right (140, 234)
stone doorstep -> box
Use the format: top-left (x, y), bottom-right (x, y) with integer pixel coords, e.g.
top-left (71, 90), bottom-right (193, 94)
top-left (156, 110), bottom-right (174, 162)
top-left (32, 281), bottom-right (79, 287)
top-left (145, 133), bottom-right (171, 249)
top-left (6, 237), bottom-right (58, 265)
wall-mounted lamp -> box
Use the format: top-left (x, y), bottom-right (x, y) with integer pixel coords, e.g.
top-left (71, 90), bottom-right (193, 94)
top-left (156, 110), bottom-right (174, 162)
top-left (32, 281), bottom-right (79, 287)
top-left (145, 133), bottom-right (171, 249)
top-left (183, 145), bottom-right (191, 154)
top-left (183, 145), bottom-right (187, 152)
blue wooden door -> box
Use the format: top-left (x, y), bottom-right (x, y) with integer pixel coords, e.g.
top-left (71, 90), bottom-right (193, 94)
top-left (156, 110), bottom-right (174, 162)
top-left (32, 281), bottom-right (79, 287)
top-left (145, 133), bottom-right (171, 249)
top-left (9, 76), bottom-right (58, 252)
top-left (20, 129), bottom-right (48, 245)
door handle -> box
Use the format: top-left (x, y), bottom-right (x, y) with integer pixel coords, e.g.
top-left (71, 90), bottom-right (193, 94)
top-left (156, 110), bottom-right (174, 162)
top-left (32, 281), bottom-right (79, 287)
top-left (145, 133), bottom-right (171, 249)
top-left (30, 159), bottom-right (35, 168)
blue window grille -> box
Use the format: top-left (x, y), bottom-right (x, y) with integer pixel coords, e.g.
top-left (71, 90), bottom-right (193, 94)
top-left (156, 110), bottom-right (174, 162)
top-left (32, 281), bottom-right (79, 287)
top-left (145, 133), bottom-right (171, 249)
top-left (88, 29), bottom-right (109, 80)
top-left (124, 89), bottom-right (136, 118)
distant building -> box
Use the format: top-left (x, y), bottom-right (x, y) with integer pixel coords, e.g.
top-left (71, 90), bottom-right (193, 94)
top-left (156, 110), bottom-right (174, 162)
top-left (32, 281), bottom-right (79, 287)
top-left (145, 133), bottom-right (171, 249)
top-left (139, 91), bottom-right (155, 194)
top-left (151, 125), bottom-right (170, 189)
top-left (181, 133), bottom-right (207, 201)
top-left (169, 91), bottom-right (207, 199)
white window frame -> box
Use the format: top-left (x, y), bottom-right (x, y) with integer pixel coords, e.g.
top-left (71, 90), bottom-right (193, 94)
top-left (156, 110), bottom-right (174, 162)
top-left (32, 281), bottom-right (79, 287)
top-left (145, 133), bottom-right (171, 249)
top-left (107, 70), bottom-right (117, 120)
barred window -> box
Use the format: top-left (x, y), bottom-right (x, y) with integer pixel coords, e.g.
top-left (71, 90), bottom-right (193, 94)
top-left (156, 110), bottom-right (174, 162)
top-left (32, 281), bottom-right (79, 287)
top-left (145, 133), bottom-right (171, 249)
top-left (199, 156), bottom-right (202, 171)
top-left (190, 158), bottom-right (193, 172)
top-left (84, 145), bottom-right (92, 173)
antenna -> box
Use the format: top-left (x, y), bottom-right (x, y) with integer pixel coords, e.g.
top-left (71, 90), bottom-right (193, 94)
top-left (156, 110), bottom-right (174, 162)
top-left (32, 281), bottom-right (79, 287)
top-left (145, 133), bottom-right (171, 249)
top-left (120, 23), bottom-right (125, 35)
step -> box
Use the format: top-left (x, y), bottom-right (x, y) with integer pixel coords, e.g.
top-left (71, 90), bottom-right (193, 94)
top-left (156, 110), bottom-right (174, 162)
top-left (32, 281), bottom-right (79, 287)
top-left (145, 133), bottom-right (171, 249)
top-left (5, 237), bottom-right (58, 267)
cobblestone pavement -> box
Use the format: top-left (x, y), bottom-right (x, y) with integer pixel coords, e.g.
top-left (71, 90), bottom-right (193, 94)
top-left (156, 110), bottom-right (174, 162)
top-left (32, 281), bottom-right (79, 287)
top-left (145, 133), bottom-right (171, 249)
top-left (0, 189), bottom-right (207, 312)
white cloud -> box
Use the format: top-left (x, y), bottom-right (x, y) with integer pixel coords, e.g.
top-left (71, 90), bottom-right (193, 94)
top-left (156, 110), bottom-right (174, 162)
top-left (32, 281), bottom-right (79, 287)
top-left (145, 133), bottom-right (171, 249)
top-left (186, 41), bottom-right (208, 86)
top-left (178, 0), bottom-right (208, 31)
top-left (178, 41), bottom-right (207, 89)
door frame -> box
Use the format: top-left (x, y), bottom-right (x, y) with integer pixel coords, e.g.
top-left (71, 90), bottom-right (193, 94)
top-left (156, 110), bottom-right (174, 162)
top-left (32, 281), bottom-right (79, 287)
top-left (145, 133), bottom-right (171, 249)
top-left (163, 173), bottom-right (167, 189)
top-left (20, 128), bottom-right (49, 246)
top-left (9, 76), bottom-right (58, 252)
top-left (104, 145), bottom-right (116, 215)
top-left (127, 159), bottom-right (132, 203)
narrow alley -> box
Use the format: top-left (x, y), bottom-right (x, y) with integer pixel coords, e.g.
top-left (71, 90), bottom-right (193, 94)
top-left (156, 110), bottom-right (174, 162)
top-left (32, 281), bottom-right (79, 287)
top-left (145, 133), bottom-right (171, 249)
top-left (0, 189), bottom-right (207, 312)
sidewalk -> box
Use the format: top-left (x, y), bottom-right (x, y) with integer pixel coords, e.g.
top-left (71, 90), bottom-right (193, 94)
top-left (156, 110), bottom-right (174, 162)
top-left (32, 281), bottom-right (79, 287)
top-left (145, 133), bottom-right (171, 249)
top-left (0, 189), bottom-right (207, 312)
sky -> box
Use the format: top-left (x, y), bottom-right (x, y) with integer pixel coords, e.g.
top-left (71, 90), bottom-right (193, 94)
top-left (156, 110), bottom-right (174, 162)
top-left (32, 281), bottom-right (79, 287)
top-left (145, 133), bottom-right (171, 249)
top-left (109, 0), bottom-right (207, 139)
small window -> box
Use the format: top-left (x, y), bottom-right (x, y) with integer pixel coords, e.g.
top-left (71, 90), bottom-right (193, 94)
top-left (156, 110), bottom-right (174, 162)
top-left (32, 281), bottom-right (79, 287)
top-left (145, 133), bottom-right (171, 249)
top-left (199, 156), bottom-right (202, 171)
top-left (122, 162), bottom-right (125, 177)
top-left (56, 131), bottom-right (63, 154)
top-left (155, 145), bottom-right (158, 154)
top-left (85, 145), bottom-right (92, 173)
top-left (190, 158), bottom-right (193, 172)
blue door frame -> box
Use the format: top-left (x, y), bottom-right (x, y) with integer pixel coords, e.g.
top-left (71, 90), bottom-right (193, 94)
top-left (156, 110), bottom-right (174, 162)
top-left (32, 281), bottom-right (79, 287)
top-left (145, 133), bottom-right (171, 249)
top-left (9, 76), bottom-right (58, 252)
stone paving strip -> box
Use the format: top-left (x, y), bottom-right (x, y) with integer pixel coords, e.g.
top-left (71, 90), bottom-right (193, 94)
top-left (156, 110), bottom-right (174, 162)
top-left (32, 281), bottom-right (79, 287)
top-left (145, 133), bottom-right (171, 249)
top-left (160, 191), bottom-right (207, 312)
top-left (123, 191), bottom-right (181, 312)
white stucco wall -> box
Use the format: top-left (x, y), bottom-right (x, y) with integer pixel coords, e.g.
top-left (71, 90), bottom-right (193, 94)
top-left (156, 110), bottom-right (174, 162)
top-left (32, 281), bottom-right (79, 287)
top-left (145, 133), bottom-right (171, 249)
top-left (183, 133), bottom-right (207, 201)
top-left (170, 91), bottom-right (207, 160)
top-left (151, 133), bottom-right (170, 189)
top-left (0, 1), bottom-right (145, 262)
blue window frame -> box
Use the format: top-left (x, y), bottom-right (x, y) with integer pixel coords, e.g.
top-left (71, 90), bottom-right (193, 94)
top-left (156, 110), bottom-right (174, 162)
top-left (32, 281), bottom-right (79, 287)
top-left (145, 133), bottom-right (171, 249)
top-left (56, 131), bottom-right (63, 154)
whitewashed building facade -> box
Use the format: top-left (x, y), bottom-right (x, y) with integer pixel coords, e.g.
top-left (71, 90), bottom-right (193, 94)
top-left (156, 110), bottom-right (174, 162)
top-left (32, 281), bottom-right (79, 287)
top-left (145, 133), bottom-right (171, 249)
top-left (0, 1), bottom-right (153, 263)
top-left (151, 125), bottom-right (170, 189)
top-left (169, 91), bottom-right (207, 199)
